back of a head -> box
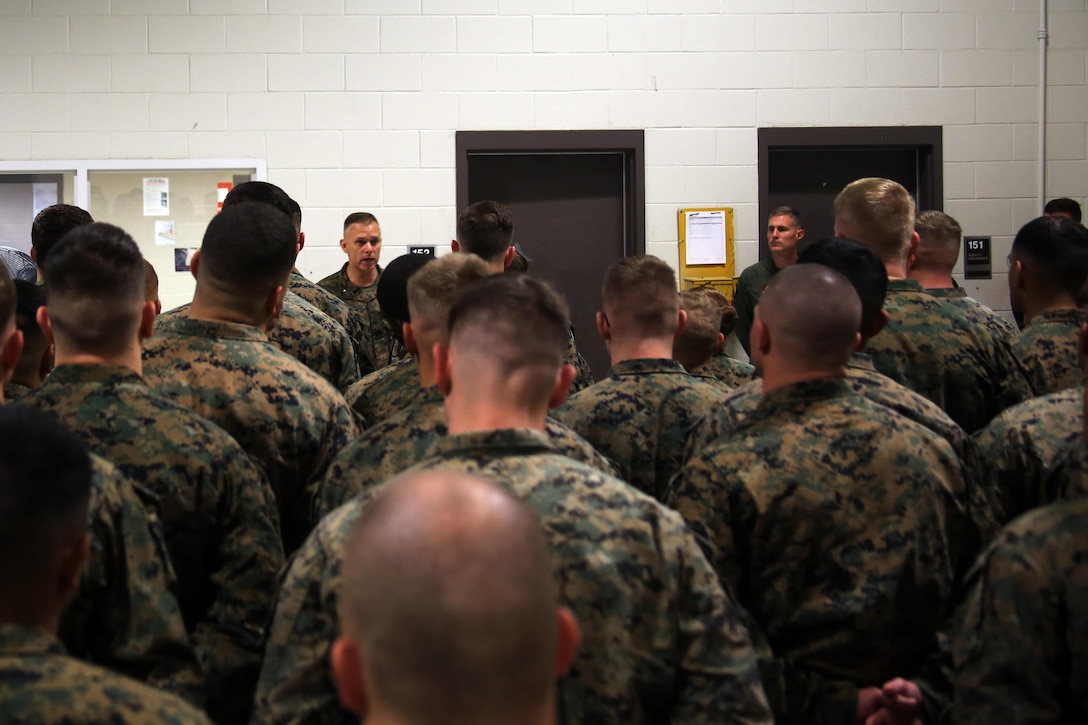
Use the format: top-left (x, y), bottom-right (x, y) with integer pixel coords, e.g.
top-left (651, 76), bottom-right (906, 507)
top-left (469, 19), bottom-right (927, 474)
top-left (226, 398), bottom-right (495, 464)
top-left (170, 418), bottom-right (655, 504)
top-left (798, 237), bottom-right (889, 341)
top-left (377, 253), bottom-right (436, 333)
top-left (42, 222), bottom-right (146, 357)
top-left (1044, 197), bottom-right (1083, 223)
top-left (222, 181), bottom-right (296, 221)
top-left (675, 289), bottom-right (724, 368)
top-left (1011, 215), bottom-right (1088, 297)
top-left (0, 405), bottom-right (92, 592)
top-left (601, 255), bottom-right (679, 340)
top-left (447, 274), bottom-right (570, 396)
top-left (833, 178), bottom-right (916, 265)
top-left (198, 202), bottom-right (298, 302)
top-left (0, 259), bottom-right (14, 334)
top-left (407, 253), bottom-right (493, 345)
top-left (759, 264), bottom-right (862, 369)
top-left (913, 210), bottom-right (962, 272)
top-left (31, 204), bottom-right (94, 267)
top-left (456, 201), bottom-right (515, 264)
top-left (696, 287), bottom-right (737, 337)
top-left (142, 259), bottom-right (159, 305)
top-left (506, 250), bottom-right (530, 275)
top-left (339, 470), bottom-right (559, 723)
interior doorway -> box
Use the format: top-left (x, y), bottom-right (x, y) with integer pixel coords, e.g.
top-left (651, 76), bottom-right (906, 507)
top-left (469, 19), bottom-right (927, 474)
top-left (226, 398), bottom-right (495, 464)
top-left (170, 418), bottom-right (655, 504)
top-left (758, 126), bottom-right (943, 252)
top-left (457, 130), bottom-right (646, 381)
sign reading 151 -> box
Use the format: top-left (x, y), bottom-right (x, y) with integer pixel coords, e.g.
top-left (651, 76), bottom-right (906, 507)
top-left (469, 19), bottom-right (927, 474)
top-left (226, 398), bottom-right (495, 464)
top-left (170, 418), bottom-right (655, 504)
top-left (967, 239), bottom-right (986, 251)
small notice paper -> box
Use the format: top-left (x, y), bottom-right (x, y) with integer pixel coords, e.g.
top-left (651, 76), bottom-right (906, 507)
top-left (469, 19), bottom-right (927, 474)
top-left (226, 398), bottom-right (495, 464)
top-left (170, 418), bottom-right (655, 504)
top-left (154, 220), bottom-right (175, 246)
top-left (143, 177), bottom-right (169, 216)
top-left (685, 210), bottom-right (727, 266)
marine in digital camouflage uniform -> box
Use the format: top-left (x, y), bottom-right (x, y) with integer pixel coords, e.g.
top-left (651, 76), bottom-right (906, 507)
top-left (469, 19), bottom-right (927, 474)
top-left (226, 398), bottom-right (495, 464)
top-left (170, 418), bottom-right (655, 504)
top-left (928, 287), bottom-right (1017, 342)
top-left (695, 352), bottom-right (756, 389)
top-left (159, 292), bottom-right (361, 393)
top-left (674, 287), bottom-right (748, 394)
top-left (975, 385), bottom-right (1082, 522)
top-left (554, 256), bottom-right (728, 501)
top-left (142, 204), bottom-right (360, 554)
top-left (343, 354), bottom-right (418, 424)
top-left (953, 496), bottom-right (1088, 722)
top-left (20, 364), bottom-right (284, 723)
top-left (290, 269), bottom-right (373, 375)
top-left (262, 428), bottom-right (771, 725)
top-left (668, 265), bottom-right (970, 724)
top-left (319, 263), bottom-right (395, 372)
top-left (0, 623), bottom-right (209, 725)
top-left (314, 383), bottom-right (617, 520)
top-left (1011, 308), bottom-right (1085, 396)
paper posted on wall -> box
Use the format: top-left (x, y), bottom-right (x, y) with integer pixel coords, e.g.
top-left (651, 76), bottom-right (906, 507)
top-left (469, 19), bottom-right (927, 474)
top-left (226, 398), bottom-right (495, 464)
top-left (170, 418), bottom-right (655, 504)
top-left (143, 177), bottom-right (169, 217)
top-left (154, 220), bottom-right (175, 246)
top-left (684, 210), bottom-right (727, 266)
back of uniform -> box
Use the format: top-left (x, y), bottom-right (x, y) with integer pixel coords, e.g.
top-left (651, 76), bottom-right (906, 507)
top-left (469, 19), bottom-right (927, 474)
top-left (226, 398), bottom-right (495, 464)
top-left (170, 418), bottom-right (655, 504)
top-left (1011, 308), bottom-right (1085, 395)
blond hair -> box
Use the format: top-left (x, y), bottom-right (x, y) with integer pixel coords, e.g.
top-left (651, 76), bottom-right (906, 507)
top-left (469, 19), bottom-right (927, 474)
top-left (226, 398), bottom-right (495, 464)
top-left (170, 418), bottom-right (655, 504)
top-left (833, 178), bottom-right (916, 264)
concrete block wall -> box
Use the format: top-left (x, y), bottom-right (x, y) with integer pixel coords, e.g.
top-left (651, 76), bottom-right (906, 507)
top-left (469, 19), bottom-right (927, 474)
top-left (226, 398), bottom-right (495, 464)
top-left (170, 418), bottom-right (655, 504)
top-left (0, 0), bottom-right (1086, 319)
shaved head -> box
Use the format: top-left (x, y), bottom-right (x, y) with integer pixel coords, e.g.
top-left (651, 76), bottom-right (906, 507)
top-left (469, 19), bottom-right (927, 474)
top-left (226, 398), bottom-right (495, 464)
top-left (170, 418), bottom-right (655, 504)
top-left (755, 264), bottom-right (862, 372)
top-left (338, 470), bottom-right (560, 723)
top-left (833, 178), bottom-right (916, 266)
top-left (601, 255), bottom-right (679, 340)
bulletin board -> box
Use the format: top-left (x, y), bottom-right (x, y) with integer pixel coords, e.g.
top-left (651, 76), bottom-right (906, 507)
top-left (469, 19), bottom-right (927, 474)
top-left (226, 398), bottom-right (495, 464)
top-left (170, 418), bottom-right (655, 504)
top-left (677, 207), bottom-right (736, 299)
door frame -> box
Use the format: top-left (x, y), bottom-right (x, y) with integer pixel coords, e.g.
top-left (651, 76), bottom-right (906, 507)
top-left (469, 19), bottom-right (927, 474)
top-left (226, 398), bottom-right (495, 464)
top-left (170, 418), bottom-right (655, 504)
top-left (455, 130), bottom-right (646, 256)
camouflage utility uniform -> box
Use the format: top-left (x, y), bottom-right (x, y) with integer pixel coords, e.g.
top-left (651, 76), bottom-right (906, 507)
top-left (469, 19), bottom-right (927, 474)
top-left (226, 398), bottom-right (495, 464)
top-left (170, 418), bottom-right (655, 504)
top-left (318, 264), bottom-right (396, 374)
top-left (0, 623), bottom-right (209, 724)
top-left (864, 278), bottom-right (1032, 433)
top-left (313, 384), bottom-right (616, 521)
top-left (257, 427), bottom-right (772, 725)
top-left (694, 352), bottom-right (756, 390)
top-left (289, 270), bottom-right (372, 376)
top-left (342, 355), bottom-right (418, 424)
top-left (19, 363), bottom-right (285, 722)
top-left (668, 378), bottom-right (975, 724)
top-left (553, 358), bottom-right (726, 501)
top-left (927, 287), bottom-right (1018, 343)
top-left (1011, 308), bottom-right (1085, 396)
top-left (953, 496), bottom-right (1088, 722)
top-left (142, 316), bottom-right (359, 553)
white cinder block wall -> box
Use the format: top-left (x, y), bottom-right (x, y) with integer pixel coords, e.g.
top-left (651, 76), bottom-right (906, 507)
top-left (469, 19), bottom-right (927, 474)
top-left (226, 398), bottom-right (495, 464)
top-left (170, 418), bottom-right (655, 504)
top-left (1, 0), bottom-right (1086, 319)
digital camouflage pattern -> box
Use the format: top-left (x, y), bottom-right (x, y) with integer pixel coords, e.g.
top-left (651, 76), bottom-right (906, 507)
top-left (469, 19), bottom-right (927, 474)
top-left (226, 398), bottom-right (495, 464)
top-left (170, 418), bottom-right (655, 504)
top-left (733, 257), bottom-right (778, 355)
top-left (974, 386), bottom-right (1082, 522)
top-left (342, 355), bottom-right (418, 424)
top-left (318, 264), bottom-right (397, 373)
top-left (158, 295), bottom-right (361, 392)
top-left (667, 379), bottom-right (970, 725)
top-left (313, 384), bottom-right (618, 521)
top-left (290, 270), bottom-right (373, 377)
top-left (0, 623), bottom-right (209, 725)
top-left (565, 329), bottom-right (596, 394)
top-left (552, 358), bottom-right (729, 501)
top-left (953, 496), bottom-right (1088, 723)
top-left (258, 427), bottom-right (772, 725)
top-left (864, 278), bottom-right (1033, 433)
top-left (1040, 436), bottom-right (1088, 505)
top-left (689, 366), bottom-right (736, 395)
top-left (141, 316), bottom-right (360, 554)
top-left (694, 353), bottom-right (1000, 541)
top-left (1011, 308), bottom-right (1085, 396)
top-left (18, 363), bottom-right (285, 723)
top-left (62, 455), bottom-right (203, 706)
top-left (927, 287), bottom-right (1018, 343)
top-left (3, 381), bottom-right (30, 401)
top-left (694, 351), bottom-right (756, 390)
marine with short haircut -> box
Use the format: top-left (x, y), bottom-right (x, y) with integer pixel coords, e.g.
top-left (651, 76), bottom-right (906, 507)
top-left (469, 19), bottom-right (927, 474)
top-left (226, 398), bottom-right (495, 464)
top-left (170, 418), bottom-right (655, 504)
top-left (452, 200), bottom-right (595, 393)
top-left (5, 279), bottom-right (51, 401)
top-left (0, 259), bottom-right (203, 706)
top-left (19, 222), bottom-right (285, 722)
top-left (0, 406), bottom-right (210, 725)
top-left (313, 253), bottom-right (614, 521)
top-left (688, 286), bottom-right (756, 389)
top-left (342, 253), bottom-right (434, 424)
top-left (668, 264), bottom-right (971, 724)
top-left (331, 470), bottom-right (580, 725)
top-left (223, 182), bottom-right (371, 375)
top-left (142, 203), bottom-right (360, 554)
top-left (1008, 215), bottom-right (1088, 395)
top-left (733, 206), bottom-right (805, 355)
top-left (910, 209), bottom-right (1017, 342)
top-left (30, 203), bottom-right (93, 278)
top-left (319, 211), bottom-right (397, 372)
top-left (675, 287), bottom-right (753, 392)
top-left (142, 259), bottom-right (161, 315)
top-left (1044, 196), bottom-right (1083, 222)
top-left (553, 254), bottom-right (728, 501)
top-left (259, 272), bottom-right (772, 725)
top-left (834, 177), bottom-right (1032, 433)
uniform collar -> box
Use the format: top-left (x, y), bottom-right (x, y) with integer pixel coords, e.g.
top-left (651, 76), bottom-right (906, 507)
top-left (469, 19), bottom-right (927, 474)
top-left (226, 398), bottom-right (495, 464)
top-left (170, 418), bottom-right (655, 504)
top-left (759, 377), bottom-right (853, 412)
top-left (43, 363), bottom-right (144, 387)
top-left (608, 358), bottom-right (689, 377)
top-left (425, 427), bottom-right (555, 460)
top-left (0, 622), bottom-right (65, 657)
top-left (154, 315), bottom-right (269, 343)
top-left (886, 278), bottom-right (926, 292)
top-left (1027, 309), bottom-right (1085, 328)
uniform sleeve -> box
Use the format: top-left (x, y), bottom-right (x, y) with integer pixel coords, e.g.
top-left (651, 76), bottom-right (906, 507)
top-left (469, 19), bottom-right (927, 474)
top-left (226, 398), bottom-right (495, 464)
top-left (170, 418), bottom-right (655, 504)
top-left (196, 450), bottom-right (286, 724)
top-left (60, 467), bottom-right (205, 708)
top-left (251, 527), bottom-right (350, 725)
top-left (952, 533), bottom-right (1067, 723)
top-left (333, 322), bottom-right (362, 392)
top-left (660, 512), bottom-right (773, 724)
